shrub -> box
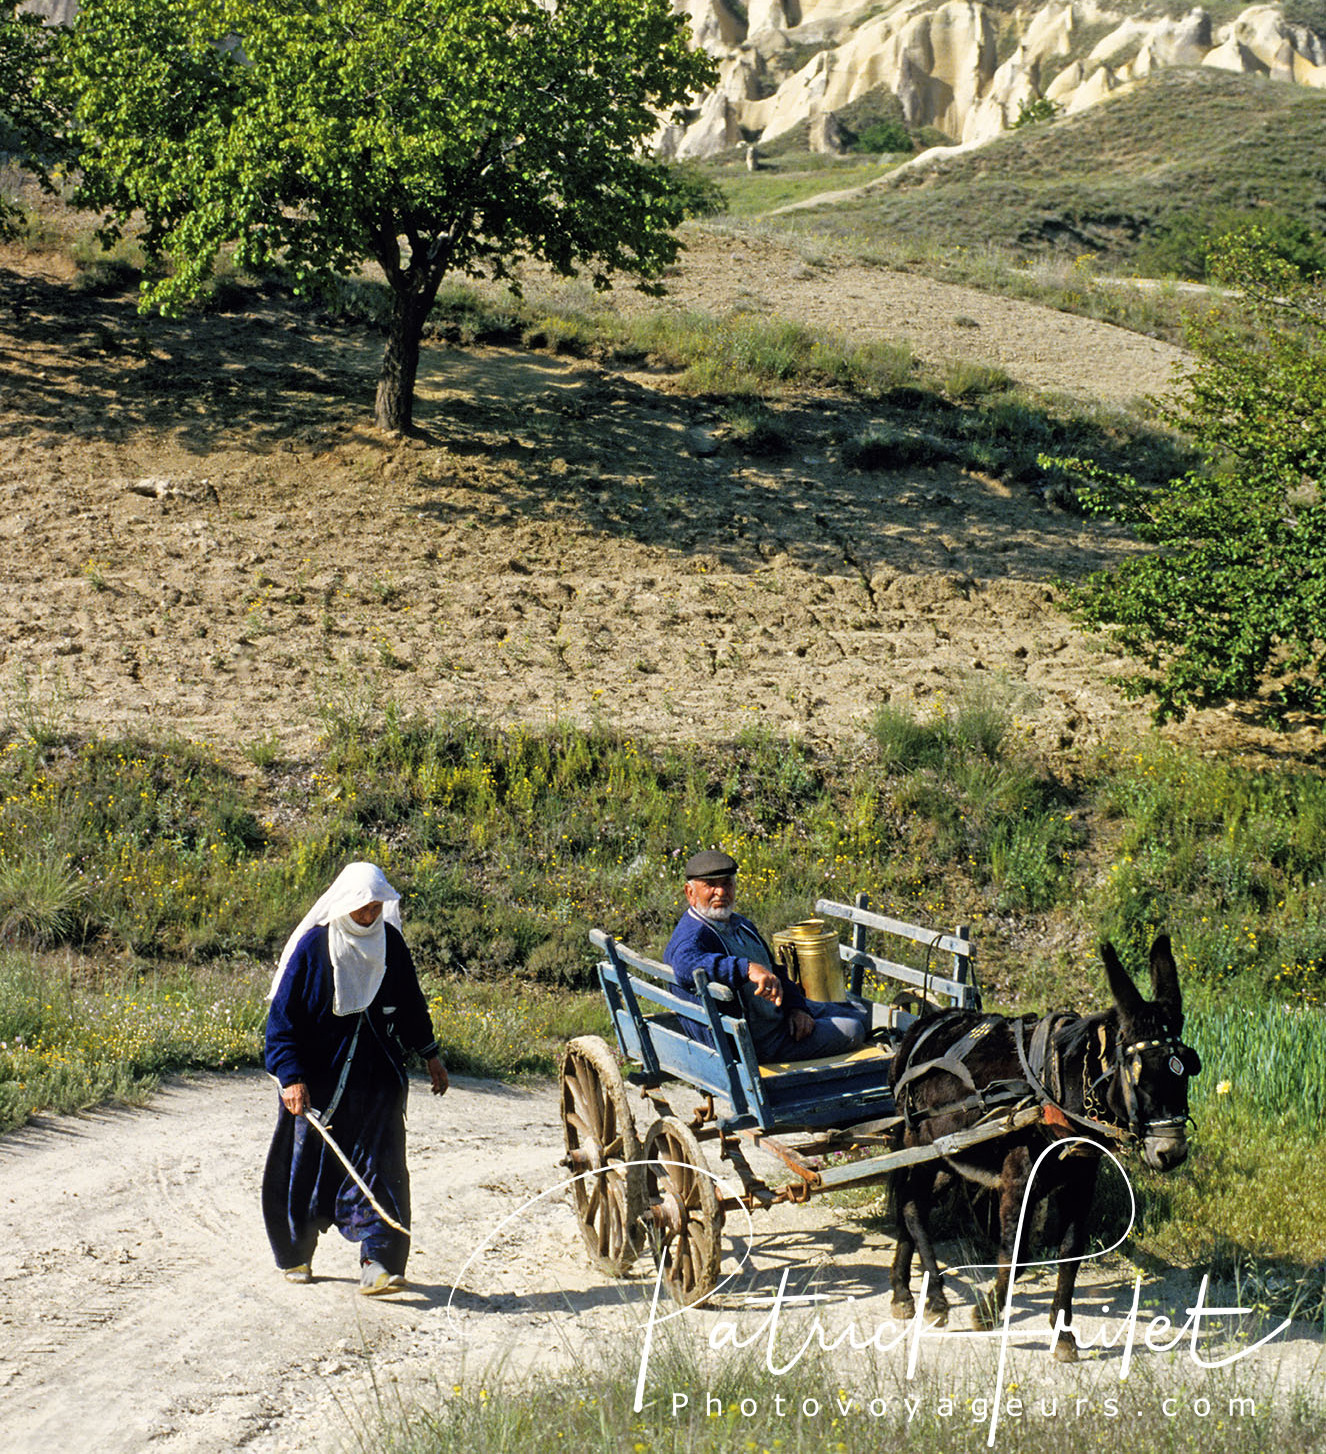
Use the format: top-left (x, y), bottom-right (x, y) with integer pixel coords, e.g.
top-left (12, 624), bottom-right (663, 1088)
top-left (850, 119), bottom-right (913, 154)
top-left (1011, 96), bottom-right (1058, 129)
top-left (1054, 228), bottom-right (1326, 722)
top-left (841, 426), bottom-right (936, 470)
top-left (721, 403), bottom-right (790, 456)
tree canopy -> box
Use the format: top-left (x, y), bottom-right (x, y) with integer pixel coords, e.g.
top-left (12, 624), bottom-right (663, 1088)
top-left (1053, 229), bottom-right (1326, 724)
top-left (53, 0), bottom-right (715, 430)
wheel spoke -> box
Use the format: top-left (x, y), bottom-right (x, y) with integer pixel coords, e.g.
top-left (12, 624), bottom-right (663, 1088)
top-left (566, 1075), bottom-right (594, 1130)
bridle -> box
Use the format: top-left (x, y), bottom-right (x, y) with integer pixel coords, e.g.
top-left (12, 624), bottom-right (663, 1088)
top-left (1085, 1025), bottom-right (1201, 1142)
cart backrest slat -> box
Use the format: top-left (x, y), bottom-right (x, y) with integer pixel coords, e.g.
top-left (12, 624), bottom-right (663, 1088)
top-left (588, 928), bottom-right (735, 1002)
top-left (814, 896), bottom-right (979, 1010)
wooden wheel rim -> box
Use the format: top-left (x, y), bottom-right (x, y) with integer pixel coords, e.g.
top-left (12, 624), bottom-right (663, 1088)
top-left (643, 1115), bottom-right (723, 1307)
top-left (559, 1036), bottom-right (644, 1274)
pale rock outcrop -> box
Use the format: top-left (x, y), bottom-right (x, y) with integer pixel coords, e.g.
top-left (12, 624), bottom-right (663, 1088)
top-left (809, 109), bottom-right (848, 150)
top-left (1088, 18), bottom-right (1150, 67)
top-left (668, 1), bottom-right (1326, 159)
top-left (674, 88), bottom-right (744, 157)
top-left (1063, 60), bottom-right (1123, 111)
top-left (1144, 8), bottom-right (1213, 66)
top-left (675, 0), bottom-right (747, 55)
top-left (1203, 36), bottom-right (1270, 74)
top-left (748, 0), bottom-right (794, 34)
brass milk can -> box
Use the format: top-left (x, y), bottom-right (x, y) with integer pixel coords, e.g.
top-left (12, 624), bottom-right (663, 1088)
top-left (772, 919), bottom-right (846, 1002)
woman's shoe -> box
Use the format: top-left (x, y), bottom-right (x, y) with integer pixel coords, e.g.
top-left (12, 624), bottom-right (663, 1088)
top-left (359, 1259), bottom-right (403, 1296)
top-left (282, 1263), bottom-right (313, 1284)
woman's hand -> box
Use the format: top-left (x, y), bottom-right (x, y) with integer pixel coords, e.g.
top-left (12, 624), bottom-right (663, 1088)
top-left (426, 1056), bottom-right (449, 1096)
top-left (280, 1080), bottom-right (310, 1117)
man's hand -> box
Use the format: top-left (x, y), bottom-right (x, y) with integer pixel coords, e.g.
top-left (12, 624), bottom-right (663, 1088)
top-left (790, 1010), bottom-right (814, 1042)
top-left (280, 1080), bottom-right (309, 1117)
top-left (746, 962), bottom-right (783, 1007)
top-left (426, 1056), bottom-right (449, 1096)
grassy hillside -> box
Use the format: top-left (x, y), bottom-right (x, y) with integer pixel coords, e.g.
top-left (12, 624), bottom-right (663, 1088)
top-left (743, 69), bottom-right (1326, 273)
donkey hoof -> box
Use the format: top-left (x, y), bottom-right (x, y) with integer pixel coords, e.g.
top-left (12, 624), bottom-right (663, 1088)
top-left (924, 1301), bottom-right (949, 1327)
top-left (1053, 1334), bottom-right (1079, 1363)
top-left (891, 1298), bottom-right (915, 1321)
top-left (972, 1294), bottom-right (998, 1331)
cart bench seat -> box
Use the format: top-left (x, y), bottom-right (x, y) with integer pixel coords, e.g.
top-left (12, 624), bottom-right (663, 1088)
top-left (758, 1041), bottom-right (892, 1079)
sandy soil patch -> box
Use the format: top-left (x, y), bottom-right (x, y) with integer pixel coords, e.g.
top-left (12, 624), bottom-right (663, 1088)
top-left (4, 240), bottom-right (1305, 767)
top-left (581, 228), bottom-right (1188, 410)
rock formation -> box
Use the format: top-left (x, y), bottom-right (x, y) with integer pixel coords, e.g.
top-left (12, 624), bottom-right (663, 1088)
top-left (659, 0), bottom-right (1326, 156)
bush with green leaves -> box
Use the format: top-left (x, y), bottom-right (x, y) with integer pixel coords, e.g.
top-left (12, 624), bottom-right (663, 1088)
top-left (1134, 208), bottom-right (1326, 282)
top-left (1010, 96), bottom-right (1058, 129)
top-left (0, 0), bottom-right (63, 238)
top-left (1047, 228), bottom-right (1326, 723)
top-left (849, 119), bottom-right (913, 154)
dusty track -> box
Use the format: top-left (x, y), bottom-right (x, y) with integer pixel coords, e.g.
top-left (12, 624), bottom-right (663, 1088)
top-left (0, 1070), bottom-right (1319, 1453)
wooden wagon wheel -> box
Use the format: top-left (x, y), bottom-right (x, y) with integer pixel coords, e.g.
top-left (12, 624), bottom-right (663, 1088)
top-left (642, 1115), bottom-right (724, 1307)
top-left (560, 1036), bottom-right (645, 1275)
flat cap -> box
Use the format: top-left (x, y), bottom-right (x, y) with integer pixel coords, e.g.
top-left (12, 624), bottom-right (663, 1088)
top-left (684, 848), bottom-right (739, 881)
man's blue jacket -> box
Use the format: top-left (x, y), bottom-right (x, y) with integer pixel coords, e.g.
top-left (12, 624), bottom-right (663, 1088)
top-left (663, 908), bottom-right (808, 1048)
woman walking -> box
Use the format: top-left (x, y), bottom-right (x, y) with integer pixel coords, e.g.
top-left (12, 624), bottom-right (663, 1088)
top-left (262, 861), bottom-right (447, 1294)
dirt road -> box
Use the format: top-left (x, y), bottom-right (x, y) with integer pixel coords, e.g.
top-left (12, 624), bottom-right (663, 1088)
top-left (0, 1070), bottom-right (1318, 1453)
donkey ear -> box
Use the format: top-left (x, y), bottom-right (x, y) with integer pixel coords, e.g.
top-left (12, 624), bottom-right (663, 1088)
top-left (1148, 933), bottom-right (1183, 1024)
top-left (1102, 941), bottom-right (1146, 1021)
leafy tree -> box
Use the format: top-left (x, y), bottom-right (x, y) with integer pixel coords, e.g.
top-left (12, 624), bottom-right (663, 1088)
top-left (1134, 208), bottom-right (1326, 283)
top-left (52, 0), bottom-right (715, 431)
top-left (1048, 229), bottom-right (1326, 723)
top-left (0, 0), bottom-right (64, 239)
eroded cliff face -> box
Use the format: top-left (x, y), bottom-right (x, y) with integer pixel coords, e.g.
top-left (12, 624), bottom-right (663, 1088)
top-left (660, 0), bottom-right (1326, 155)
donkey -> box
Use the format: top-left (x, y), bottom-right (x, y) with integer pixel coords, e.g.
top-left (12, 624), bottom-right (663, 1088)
top-left (887, 934), bottom-right (1200, 1361)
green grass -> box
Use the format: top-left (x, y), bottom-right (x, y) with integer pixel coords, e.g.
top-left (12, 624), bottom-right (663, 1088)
top-left (1087, 739), bottom-right (1326, 1002)
top-left (0, 952), bottom-right (267, 1132)
top-left (3, 696), bottom-right (1326, 1153)
top-left (426, 979), bottom-right (611, 1079)
top-left (6, 698), bottom-right (1326, 1005)
top-left (379, 1331), bottom-right (1326, 1454)
top-left (711, 157), bottom-right (893, 217)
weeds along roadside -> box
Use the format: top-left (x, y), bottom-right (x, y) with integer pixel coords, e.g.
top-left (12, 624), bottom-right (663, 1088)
top-left (1, 696), bottom-right (1325, 1285)
top-left (370, 1332), bottom-right (1326, 1454)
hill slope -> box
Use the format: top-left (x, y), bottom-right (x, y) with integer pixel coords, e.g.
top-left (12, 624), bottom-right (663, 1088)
top-left (762, 67), bottom-right (1326, 263)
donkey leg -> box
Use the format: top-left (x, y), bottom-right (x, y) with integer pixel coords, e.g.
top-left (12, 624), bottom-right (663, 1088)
top-left (973, 1144), bottom-right (1032, 1331)
top-left (1048, 1155), bottom-right (1102, 1362)
top-left (896, 1165), bottom-right (951, 1324)
top-left (890, 1168), bottom-right (919, 1319)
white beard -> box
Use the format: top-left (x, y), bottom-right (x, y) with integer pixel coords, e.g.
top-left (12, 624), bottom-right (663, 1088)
top-left (693, 904), bottom-right (733, 924)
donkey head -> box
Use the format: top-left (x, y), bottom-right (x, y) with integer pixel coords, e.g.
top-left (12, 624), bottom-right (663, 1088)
top-left (1101, 934), bottom-right (1201, 1171)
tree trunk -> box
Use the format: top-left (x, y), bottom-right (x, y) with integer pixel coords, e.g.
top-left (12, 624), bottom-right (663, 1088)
top-left (374, 283), bottom-right (433, 434)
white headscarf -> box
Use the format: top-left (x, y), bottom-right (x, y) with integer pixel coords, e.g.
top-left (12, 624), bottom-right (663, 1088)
top-left (268, 861), bottom-right (403, 1016)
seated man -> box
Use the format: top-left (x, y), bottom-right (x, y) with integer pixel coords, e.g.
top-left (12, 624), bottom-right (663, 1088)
top-left (664, 849), bottom-right (870, 1063)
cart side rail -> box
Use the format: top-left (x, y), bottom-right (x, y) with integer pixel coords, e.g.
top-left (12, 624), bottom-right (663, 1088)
top-left (588, 930), bottom-right (768, 1124)
top-left (814, 897), bottom-right (979, 1010)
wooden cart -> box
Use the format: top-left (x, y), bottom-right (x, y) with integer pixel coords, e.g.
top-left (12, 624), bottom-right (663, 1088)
top-left (562, 897), bottom-right (1041, 1304)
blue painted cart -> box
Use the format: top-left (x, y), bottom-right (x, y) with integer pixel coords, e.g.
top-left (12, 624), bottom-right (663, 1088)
top-left (563, 898), bottom-right (1040, 1305)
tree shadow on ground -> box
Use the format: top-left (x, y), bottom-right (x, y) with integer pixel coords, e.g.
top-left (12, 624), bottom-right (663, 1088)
top-left (2, 263), bottom-right (1150, 588)
top-left (0, 265), bottom-right (386, 455)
